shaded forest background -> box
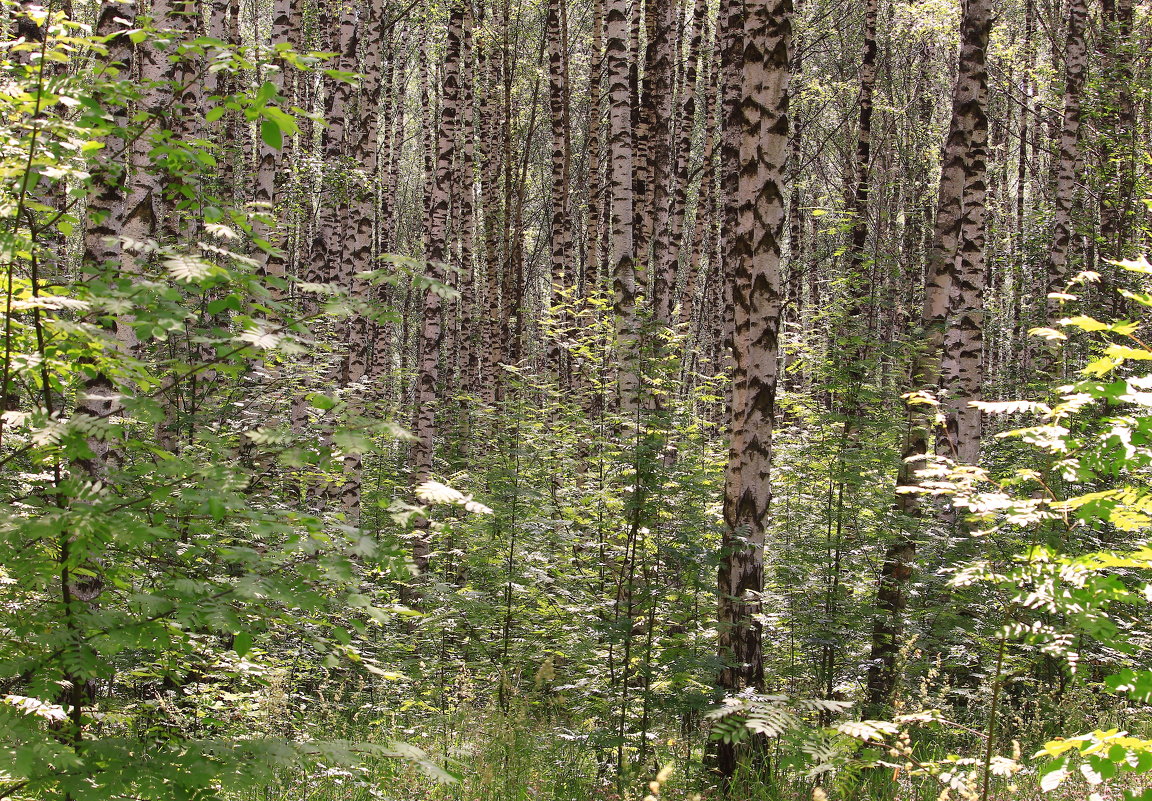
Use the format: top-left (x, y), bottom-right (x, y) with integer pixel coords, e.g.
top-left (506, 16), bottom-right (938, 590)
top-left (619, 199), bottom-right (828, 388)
top-left (2, 0), bottom-right (1152, 797)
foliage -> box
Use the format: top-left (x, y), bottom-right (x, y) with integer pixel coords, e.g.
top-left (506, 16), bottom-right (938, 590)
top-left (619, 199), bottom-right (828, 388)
top-left (0, 7), bottom-right (459, 799)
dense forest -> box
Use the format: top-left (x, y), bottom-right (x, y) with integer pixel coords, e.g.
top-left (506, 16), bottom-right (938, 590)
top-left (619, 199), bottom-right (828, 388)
top-left (2, 0), bottom-right (1152, 797)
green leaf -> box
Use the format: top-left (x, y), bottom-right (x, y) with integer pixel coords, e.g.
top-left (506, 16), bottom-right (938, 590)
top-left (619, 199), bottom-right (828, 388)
top-left (255, 80), bottom-right (278, 104)
top-left (308, 393), bottom-right (336, 410)
top-left (260, 119), bottom-right (282, 150)
top-left (232, 632), bottom-right (252, 657)
top-left (1134, 751), bottom-right (1152, 773)
top-left (207, 294), bottom-right (242, 315)
top-left (263, 105), bottom-right (298, 136)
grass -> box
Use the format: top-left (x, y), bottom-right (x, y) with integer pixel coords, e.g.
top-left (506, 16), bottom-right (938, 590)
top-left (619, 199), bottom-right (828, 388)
top-left (228, 701), bottom-right (1144, 801)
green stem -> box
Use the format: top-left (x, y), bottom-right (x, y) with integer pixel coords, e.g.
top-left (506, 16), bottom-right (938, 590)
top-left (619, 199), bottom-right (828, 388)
top-left (980, 631), bottom-right (1008, 801)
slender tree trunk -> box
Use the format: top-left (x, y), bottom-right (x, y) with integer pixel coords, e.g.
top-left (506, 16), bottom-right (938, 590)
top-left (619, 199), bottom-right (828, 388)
top-left (680, 27), bottom-right (715, 336)
top-left (784, 0), bottom-right (804, 389)
top-left (373, 46), bottom-right (406, 402)
top-left (844, 0), bottom-right (878, 354)
top-left (458, 9), bottom-right (480, 398)
top-left (546, 0), bottom-right (572, 376)
top-left (631, 0), bottom-right (652, 285)
top-left (481, 14), bottom-right (506, 403)
top-left (647, 0), bottom-right (678, 325)
top-left (716, 0), bottom-right (743, 381)
top-left (1044, 0), bottom-right (1088, 325)
top-left (581, 0), bottom-right (606, 299)
top-left (716, 0), bottom-right (791, 778)
top-left (606, 0), bottom-right (638, 406)
top-left (1098, 0), bottom-right (1136, 266)
top-left (669, 0), bottom-right (708, 326)
top-left (1011, 0), bottom-right (1032, 370)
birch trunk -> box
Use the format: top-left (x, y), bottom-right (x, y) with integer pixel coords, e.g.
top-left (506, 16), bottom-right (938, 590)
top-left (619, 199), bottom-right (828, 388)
top-left (1044, 0), bottom-right (1088, 325)
top-left (717, 0), bottom-right (791, 777)
top-left (647, 0), bottom-right (678, 325)
top-left (581, 0), bottom-right (606, 300)
top-left (253, 0), bottom-right (294, 279)
top-left (669, 0), bottom-right (708, 325)
top-left (546, 0), bottom-right (572, 375)
top-left (411, 1), bottom-right (465, 571)
top-left (339, 0), bottom-right (387, 520)
top-left (867, 0), bottom-right (994, 713)
top-left (606, 0), bottom-right (638, 406)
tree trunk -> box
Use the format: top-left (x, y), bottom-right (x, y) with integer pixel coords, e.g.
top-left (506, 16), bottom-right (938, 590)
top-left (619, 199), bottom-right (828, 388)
top-left (606, 0), bottom-right (638, 407)
top-left (670, 0), bottom-right (709, 329)
top-left (339, 0), bottom-right (387, 520)
top-left (1044, 0), bottom-right (1088, 326)
top-left (844, 0), bottom-right (878, 359)
top-left (939, 3), bottom-right (992, 466)
top-left (254, 0), bottom-right (294, 279)
top-left (647, 0), bottom-right (678, 325)
top-left (581, 0), bottom-right (606, 299)
top-left (716, 0), bottom-right (791, 778)
top-left (866, 0), bottom-right (995, 714)
top-left (546, 0), bottom-right (572, 376)
top-left (411, 1), bottom-right (465, 571)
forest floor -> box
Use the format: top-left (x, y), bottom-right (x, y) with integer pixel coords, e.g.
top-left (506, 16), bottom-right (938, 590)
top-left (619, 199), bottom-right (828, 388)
top-left (228, 709), bottom-right (1115, 801)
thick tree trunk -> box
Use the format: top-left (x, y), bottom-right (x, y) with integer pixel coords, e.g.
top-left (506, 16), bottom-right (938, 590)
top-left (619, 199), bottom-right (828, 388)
top-left (207, 0), bottom-right (238, 196)
top-left (716, 0), bottom-right (791, 778)
top-left (939, 12), bottom-right (992, 465)
top-left (121, 0), bottom-right (171, 271)
top-left (339, 0), bottom-right (387, 520)
top-left (867, 0), bottom-right (994, 713)
top-left (411, 1), bottom-right (465, 571)
top-left (68, 0), bottom-right (136, 720)
top-left (83, 1), bottom-right (132, 274)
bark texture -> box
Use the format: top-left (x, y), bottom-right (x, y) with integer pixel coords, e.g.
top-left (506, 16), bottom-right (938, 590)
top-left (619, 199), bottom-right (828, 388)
top-left (605, 0), bottom-right (638, 406)
top-left (717, 0), bottom-right (791, 778)
top-left (1045, 0), bottom-right (1088, 322)
top-left (411, 1), bottom-right (465, 571)
top-left (867, 0), bottom-right (995, 713)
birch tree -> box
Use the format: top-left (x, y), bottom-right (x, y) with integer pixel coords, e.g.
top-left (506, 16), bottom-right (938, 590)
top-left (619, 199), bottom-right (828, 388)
top-left (717, 0), bottom-right (791, 777)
